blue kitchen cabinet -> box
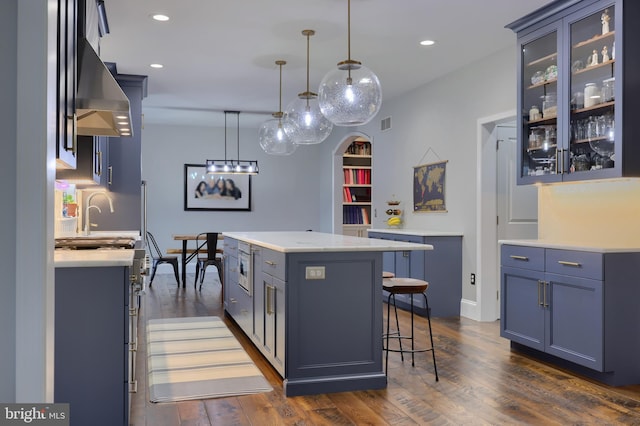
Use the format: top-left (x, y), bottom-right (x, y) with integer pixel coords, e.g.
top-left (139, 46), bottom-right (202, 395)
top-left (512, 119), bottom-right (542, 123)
top-left (223, 234), bottom-right (388, 396)
top-left (507, 0), bottom-right (640, 184)
top-left (500, 243), bottom-right (640, 385)
top-left (54, 266), bottom-right (129, 426)
top-left (368, 230), bottom-right (463, 318)
top-left (258, 247), bottom-right (286, 376)
top-left (90, 72), bottom-right (147, 230)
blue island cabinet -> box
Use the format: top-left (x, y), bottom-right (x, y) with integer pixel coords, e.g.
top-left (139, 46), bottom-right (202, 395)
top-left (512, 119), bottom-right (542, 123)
top-left (54, 266), bottom-right (130, 426)
top-left (223, 235), bottom-right (387, 397)
top-left (367, 230), bottom-right (463, 317)
top-left (500, 243), bottom-right (640, 386)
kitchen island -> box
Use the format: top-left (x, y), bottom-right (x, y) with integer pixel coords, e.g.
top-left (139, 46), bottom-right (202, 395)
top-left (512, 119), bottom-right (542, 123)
top-left (222, 231), bottom-right (433, 397)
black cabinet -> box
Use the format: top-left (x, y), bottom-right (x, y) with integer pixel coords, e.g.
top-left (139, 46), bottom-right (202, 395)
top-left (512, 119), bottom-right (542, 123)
top-left (507, 0), bottom-right (640, 184)
top-left (56, 0), bottom-right (78, 169)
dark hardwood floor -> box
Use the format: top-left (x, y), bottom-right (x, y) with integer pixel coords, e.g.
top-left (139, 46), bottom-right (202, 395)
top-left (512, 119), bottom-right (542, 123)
top-left (130, 273), bottom-right (640, 425)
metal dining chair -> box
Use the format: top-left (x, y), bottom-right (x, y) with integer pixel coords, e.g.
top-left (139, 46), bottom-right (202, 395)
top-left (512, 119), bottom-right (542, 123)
top-left (194, 232), bottom-right (224, 290)
top-left (145, 231), bottom-right (180, 287)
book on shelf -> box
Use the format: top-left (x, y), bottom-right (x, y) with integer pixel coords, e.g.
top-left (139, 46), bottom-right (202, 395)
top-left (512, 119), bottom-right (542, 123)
top-left (346, 141), bottom-right (371, 155)
top-left (342, 205), bottom-right (371, 224)
top-left (361, 207), bottom-right (370, 225)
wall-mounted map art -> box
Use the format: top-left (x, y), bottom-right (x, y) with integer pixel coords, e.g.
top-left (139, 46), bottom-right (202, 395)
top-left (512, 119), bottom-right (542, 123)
top-left (413, 160), bottom-right (447, 213)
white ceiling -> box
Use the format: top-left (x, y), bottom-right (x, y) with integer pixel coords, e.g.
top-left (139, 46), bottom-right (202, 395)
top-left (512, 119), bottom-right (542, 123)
top-left (99, 0), bottom-right (554, 128)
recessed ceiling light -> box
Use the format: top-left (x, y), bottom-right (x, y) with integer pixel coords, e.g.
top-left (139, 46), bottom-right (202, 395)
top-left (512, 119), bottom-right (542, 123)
top-left (151, 14), bottom-right (170, 22)
top-left (150, 63), bottom-right (164, 69)
top-left (420, 40), bottom-right (436, 46)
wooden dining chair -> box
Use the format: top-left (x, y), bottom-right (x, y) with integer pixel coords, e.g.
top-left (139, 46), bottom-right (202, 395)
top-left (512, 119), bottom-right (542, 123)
top-left (194, 232), bottom-right (224, 290)
top-left (145, 231), bottom-right (180, 287)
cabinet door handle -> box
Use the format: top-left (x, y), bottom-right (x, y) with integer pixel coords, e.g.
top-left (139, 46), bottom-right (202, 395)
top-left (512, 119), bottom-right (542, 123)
top-left (556, 149), bottom-right (560, 174)
top-left (557, 260), bottom-right (581, 267)
top-left (544, 281), bottom-right (549, 308)
top-left (264, 260), bottom-right (276, 266)
top-left (509, 255), bottom-right (529, 261)
top-left (108, 165), bottom-right (113, 185)
top-left (266, 285), bottom-right (275, 315)
top-left (537, 280), bottom-right (544, 306)
top-left (403, 251), bottom-right (410, 257)
top-left (96, 150), bottom-right (102, 176)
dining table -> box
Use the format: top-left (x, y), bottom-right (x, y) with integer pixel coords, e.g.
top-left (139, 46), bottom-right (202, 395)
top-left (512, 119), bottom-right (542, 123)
top-left (170, 234), bottom-right (223, 287)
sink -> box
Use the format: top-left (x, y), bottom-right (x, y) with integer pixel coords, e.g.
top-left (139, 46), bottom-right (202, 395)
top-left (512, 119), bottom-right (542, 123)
top-left (55, 236), bottom-right (137, 250)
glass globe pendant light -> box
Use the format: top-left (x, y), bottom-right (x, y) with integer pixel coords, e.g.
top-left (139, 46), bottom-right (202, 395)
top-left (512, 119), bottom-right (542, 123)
top-left (283, 30), bottom-right (333, 144)
top-left (259, 60), bottom-right (298, 155)
top-left (318, 0), bottom-right (382, 127)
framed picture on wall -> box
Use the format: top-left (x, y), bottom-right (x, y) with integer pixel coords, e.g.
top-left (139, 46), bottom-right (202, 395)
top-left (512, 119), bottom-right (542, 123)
top-left (413, 160), bottom-right (447, 213)
top-left (184, 163), bottom-right (251, 211)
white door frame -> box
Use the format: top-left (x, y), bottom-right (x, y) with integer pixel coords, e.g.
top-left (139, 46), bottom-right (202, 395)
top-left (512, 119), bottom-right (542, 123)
top-left (472, 110), bottom-right (516, 322)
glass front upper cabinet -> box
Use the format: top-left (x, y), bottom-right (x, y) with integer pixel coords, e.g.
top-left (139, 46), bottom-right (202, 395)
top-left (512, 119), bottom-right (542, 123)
top-left (508, 0), bottom-right (640, 185)
top-left (520, 29), bottom-right (559, 181)
top-left (568, 5), bottom-right (616, 175)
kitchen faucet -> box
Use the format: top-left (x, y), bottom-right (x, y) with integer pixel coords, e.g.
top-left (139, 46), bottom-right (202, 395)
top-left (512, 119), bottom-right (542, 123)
top-left (84, 191), bottom-right (114, 235)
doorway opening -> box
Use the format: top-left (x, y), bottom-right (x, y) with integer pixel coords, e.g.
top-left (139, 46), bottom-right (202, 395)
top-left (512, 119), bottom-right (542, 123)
top-left (473, 111), bottom-right (538, 322)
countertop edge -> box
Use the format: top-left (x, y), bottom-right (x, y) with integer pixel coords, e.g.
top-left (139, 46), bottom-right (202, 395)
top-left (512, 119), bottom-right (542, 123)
top-left (499, 239), bottom-right (640, 253)
top-left (223, 231), bottom-right (434, 253)
top-left (367, 229), bottom-right (464, 237)
top-left (54, 249), bottom-right (135, 268)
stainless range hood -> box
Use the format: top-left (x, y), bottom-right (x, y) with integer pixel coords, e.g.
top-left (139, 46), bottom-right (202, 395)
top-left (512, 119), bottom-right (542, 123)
top-left (76, 38), bottom-right (132, 137)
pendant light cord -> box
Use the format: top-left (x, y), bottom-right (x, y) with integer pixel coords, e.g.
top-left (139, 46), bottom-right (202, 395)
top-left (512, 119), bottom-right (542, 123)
top-left (347, 0), bottom-right (351, 61)
top-left (278, 62), bottom-right (283, 114)
top-left (236, 111), bottom-right (240, 161)
top-left (224, 111), bottom-right (228, 162)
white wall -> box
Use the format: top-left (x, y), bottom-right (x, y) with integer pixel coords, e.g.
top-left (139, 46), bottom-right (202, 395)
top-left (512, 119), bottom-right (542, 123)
top-left (355, 46), bottom-right (518, 303)
top-left (142, 122), bottom-right (331, 256)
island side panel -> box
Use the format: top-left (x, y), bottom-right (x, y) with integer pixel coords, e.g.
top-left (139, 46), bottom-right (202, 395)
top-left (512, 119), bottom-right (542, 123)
top-left (284, 251), bottom-right (386, 396)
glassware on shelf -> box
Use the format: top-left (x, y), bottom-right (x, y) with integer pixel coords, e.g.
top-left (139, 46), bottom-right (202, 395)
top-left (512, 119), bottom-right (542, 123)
top-left (571, 91), bottom-right (584, 110)
top-left (589, 114), bottom-right (615, 157)
top-left (529, 105), bottom-right (541, 121)
top-left (584, 83), bottom-right (601, 108)
top-left (602, 77), bottom-right (615, 102)
top-left (545, 65), bottom-right (558, 80)
top-left (531, 70), bottom-right (545, 85)
top-left (542, 94), bottom-right (557, 118)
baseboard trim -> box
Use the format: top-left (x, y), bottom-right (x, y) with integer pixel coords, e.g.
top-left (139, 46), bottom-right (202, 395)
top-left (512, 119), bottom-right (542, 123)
top-left (460, 298), bottom-right (479, 321)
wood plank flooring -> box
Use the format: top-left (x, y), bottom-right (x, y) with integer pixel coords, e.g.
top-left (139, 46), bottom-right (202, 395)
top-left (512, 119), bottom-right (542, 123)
top-left (130, 273), bottom-right (640, 425)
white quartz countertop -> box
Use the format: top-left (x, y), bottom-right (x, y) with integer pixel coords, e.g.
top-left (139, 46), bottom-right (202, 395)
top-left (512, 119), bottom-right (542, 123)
top-left (368, 228), bottom-right (463, 237)
top-left (55, 249), bottom-right (135, 267)
top-left (499, 239), bottom-right (640, 253)
top-left (222, 231), bottom-right (434, 253)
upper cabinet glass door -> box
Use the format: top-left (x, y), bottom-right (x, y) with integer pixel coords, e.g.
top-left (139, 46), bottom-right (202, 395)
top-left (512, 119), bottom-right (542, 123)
top-left (521, 30), bottom-right (559, 179)
top-left (568, 5), bottom-right (616, 175)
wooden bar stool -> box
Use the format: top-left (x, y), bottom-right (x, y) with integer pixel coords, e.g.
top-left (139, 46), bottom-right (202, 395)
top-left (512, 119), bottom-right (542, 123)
top-left (383, 277), bottom-right (438, 381)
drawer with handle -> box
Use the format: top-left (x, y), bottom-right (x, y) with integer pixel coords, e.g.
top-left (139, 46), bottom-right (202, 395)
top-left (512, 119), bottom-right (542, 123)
top-left (545, 249), bottom-right (603, 280)
top-left (501, 245), bottom-right (545, 271)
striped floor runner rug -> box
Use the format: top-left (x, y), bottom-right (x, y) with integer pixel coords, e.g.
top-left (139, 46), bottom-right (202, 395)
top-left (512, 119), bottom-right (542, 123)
top-left (147, 316), bottom-right (272, 403)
